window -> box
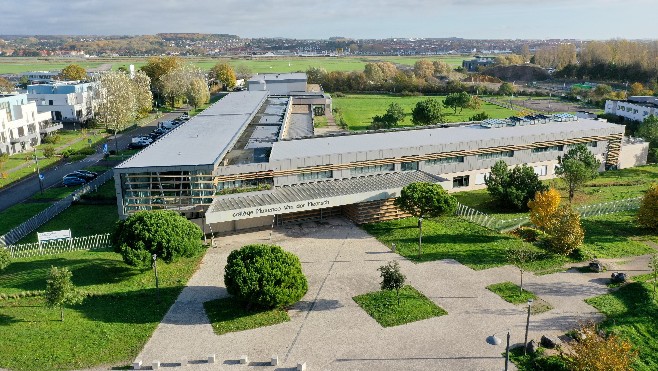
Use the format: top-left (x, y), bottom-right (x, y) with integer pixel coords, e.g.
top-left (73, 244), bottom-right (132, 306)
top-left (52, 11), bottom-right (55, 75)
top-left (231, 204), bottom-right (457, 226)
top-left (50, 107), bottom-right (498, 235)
top-left (297, 170), bottom-right (332, 181)
top-left (350, 163), bottom-right (394, 175)
top-left (426, 156), bottom-right (464, 165)
top-left (453, 175), bottom-right (470, 188)
top-left (567, 141), bottom-right (597, 149)
top-left (48, 100), bottom-right (53, 105)
top-left (401, 162), bottom-right (418, 171)
top-left (531, 145), bottom-right (563, 153)
top-left (533, 165), bottom-right (548, 176)
top-left (477, 151), bottom-right (514, 160)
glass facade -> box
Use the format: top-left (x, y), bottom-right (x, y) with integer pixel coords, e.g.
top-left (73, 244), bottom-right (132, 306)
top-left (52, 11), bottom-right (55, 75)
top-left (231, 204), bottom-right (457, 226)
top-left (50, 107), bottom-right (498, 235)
top-left (425, 156), bottom-right (464, 165)
top-left (350, 163), bottom-right (395, 175)
top-left (477, 151), bottom-right (514, 160)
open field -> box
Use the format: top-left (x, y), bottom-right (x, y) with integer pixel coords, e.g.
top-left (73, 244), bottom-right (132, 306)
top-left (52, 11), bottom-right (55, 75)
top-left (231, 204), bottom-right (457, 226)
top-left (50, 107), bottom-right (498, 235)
top-left (0, 55), bottom-right (466, 75)
top-left (510, 96), bottom-right (603, 114)
top-left (333, 94), bottom-right (518, 130)
top-left (0, 248), bottom-right (204, 371)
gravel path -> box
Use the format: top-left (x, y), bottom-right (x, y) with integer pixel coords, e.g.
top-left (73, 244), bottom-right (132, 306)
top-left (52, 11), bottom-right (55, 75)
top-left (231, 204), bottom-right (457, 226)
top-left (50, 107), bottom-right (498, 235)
top-left (131, 218), bottom-right (655, 370)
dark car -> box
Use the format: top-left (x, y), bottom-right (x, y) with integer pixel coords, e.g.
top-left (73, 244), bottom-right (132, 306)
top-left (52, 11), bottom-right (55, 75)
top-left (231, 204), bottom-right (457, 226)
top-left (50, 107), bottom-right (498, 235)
top-left (72, 170), bottom-right (98, 181)
top-left (62, 175), bottom-right (87, 187)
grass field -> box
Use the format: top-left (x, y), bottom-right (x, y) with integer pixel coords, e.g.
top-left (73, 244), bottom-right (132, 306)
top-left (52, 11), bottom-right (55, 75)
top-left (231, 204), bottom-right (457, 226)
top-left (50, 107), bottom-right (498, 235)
top-left (204, 297), bottom-right (289, 335)
top-left (0, 55), bottom-right (467, 75)
top-left (353, 285), bottom-right (447, 327)
top-left (333, 94), bottom-right (518, 130)
top-left (0, 248), bottom-right (204, 371)
top-left (586, 275), bottom-right (658, 370)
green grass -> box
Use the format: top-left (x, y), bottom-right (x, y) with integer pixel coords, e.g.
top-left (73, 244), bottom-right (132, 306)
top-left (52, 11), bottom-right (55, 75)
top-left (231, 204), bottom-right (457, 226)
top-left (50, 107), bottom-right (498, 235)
top-left (487, 282), bottom-right (553, 314)
top-left (353, 285), bottom-right (447, 327)
top-left (0, 248), bottom-right (204, 371)
top-left (586, 278), bottom-right (658, 370)
top-left (313, 115), bottom-right (328, 128)
top-left (19, 204), bottom-right (118, 243)
top-left (0, 203), bottom-right (50, 235)
top-left (203, 297), bottom-right (290, 335)
top-left (333, 94), bottom-right (518, 131)
top-left (581, 212), bottom-right (655, 259)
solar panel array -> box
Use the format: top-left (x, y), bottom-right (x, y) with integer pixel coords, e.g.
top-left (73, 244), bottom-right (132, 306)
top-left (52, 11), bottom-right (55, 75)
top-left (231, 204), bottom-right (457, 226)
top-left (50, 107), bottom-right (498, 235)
top-left (480, 113), bottom-right (578, 129)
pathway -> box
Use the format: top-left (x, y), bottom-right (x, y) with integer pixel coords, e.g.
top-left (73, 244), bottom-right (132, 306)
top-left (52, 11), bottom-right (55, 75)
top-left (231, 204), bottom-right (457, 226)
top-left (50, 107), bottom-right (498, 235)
top-left (132, 218), bottom-right (655, 370)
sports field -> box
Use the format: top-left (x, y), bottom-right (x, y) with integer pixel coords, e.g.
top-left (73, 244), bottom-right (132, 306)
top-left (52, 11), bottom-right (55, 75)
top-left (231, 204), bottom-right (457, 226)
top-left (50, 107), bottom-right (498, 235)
top-left (333, 94), bottom-right (518, 130)
top-left (0, 55), bottom-right (466, 75)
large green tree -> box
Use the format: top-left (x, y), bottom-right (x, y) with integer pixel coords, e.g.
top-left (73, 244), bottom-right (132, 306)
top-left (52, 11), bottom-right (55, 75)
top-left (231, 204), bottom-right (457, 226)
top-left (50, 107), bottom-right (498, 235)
top-left (498, 82), bottom-right (516, 96)
top-left (395, 182), bottom-right (457, 219)
top-left (485, 160), bottom-right (548, 211)
top-left (224, 244), bottom-right (308, 309)
top-left (112, 210), bottom-right (204, 269)
top-left (210, 62), bottom-right (236, 90)
top-left (443, 92), bottom-right (472, 114)
top-left (637, 115), bottom-right (658, 162)
top-left (140, 56), bottom-right (183, 102)
top-left (59, 64), bottom-right (87, 81)
top-left (555, 144), bottom-right (600, 202)
top-left (411, 98), bottom-right (445, 126)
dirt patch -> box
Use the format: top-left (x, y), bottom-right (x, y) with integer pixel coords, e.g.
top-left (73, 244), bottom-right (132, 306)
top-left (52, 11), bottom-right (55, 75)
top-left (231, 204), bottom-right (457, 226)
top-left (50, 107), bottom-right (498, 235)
top-left (510, 97), bottom-right (593, 114)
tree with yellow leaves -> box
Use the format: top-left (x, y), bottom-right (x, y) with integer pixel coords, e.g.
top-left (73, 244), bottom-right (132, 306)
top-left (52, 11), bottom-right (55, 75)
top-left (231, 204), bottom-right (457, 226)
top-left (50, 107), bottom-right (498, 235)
top-left (546, 205), bottom-right (584, 255)
top-left (528, 188), bottom-right (562, 231)
top-left (563, 322), bottom-right (637, 371)
top-left (637, 184), bottom-right (658, 231)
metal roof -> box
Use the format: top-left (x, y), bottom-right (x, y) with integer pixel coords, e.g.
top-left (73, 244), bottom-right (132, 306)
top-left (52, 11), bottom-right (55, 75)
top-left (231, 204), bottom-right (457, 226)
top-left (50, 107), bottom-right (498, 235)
top-left (248, 73), bottom-right (307, 83)
top-left (208, 171), bottom-right (441, 213)
top-left (116, 91), bottom-right (268, 169)
top-left (269, 118), bottom-right (622, 161)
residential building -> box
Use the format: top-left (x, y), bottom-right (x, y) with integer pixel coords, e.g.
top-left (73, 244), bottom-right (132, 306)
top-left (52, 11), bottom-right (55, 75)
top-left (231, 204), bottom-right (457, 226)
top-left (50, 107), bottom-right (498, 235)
top-left (0, 94), bottom-right (59, 155)
top-left (114, 86), bottom-right (646, 234)
top-left (26, 82), bottom-right (97, 123)
top-left (462, 56), bottom-right (496, 72)
top-left (604, 96), bottom-right (658, 122)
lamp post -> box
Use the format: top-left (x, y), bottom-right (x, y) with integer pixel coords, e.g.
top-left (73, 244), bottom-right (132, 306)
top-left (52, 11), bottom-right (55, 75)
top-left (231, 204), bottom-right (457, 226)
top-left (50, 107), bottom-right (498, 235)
top-left (524, 299), bottom-right (533, 354)
top-left (34, 148), bottom-right (43, 194)
top-left (152, 253), bottom-right (159, 302)
top-left (417, 217), bottom-right (423, 257)
top-left (486, 330), bottom-right (511, 371)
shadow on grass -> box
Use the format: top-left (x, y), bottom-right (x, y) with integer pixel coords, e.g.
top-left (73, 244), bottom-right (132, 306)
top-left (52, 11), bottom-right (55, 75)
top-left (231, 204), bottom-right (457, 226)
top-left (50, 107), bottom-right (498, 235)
top-left (203, 296), bottom-right (290, 335)
top-left (0, 313), bottom-right (19, 325)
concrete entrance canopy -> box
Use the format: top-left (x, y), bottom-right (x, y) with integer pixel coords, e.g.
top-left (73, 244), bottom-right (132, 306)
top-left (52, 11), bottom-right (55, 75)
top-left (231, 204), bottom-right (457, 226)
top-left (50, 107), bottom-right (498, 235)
top-left (205, 171), bottom-right (442, 223)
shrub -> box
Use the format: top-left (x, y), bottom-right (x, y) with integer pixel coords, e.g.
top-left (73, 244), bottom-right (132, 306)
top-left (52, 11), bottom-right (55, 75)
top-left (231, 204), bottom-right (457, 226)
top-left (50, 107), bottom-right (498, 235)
top-left (0, 247), bottom-right (10, 271)
top-left (468, 112), bottom-right (489, 121)
top-left (224, 244), bottom-right (308, 309)
top-left (510, 227), bottom-right (546, 242)
top-left (112, 210), bottom-right (204, 269)
top-left (528, 188), bottom-right (561, 231)
top-left (638, 183), bottom-right (658, 230)
top-left (59, 149), bottom-right (72, 158)
top-left (546, 205), bottom-right (584, 255)
top-left (42, 146), bottom-right (56, 159)
top-left (41, 134), bottom-right (60, 145)
top-left (76, 147), bottom-right (96, 156)
top-left (378, 261), bottom-right (405, 305)
top-left (562, 322), bottom-right (637, 371)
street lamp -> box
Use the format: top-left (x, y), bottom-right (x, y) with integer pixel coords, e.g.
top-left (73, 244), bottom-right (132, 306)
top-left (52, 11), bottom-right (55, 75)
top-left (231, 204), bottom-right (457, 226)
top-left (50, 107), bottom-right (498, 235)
top-left (33, 148), bottom-right (43, 194)
top-left (524, 299), bottom-right (533, 355)
top-left (486, 330), bottom-right (511, 371)
top-left (417, 216), bottom-right (424, 257)
top-left (152, 253), bottom-right (160, 302)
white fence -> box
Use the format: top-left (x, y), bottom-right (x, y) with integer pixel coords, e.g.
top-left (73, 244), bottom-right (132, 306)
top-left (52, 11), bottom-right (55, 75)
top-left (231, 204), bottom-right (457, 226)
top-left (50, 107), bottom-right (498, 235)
top-left (4, 233), bottom-right (112, 259)
top-left (455, 196), bottom-right (643, 232)
top-left (0, 170), bottom-right (114, 247)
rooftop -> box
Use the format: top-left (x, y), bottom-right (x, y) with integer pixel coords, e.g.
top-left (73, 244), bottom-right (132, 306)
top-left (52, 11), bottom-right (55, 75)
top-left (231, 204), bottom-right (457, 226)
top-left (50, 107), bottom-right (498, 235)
top-left (269, 117), bottom-right (622, 161)
top-left (116, 91), bottom-right (268, 169)
top-left (248, 73), bottom-right (307, 82)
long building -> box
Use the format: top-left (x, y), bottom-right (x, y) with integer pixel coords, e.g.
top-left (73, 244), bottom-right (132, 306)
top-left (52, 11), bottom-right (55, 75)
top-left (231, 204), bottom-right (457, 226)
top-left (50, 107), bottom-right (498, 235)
top-left (114, 84), bottom-right (647, 234)
top-left (605, 96), bottom-right (658, 122)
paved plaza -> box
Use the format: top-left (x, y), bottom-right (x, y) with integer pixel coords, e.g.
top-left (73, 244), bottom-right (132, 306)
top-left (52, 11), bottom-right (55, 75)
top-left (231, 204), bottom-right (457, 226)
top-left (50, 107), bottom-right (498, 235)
top-left (134, 218), bottom-right (651, 370)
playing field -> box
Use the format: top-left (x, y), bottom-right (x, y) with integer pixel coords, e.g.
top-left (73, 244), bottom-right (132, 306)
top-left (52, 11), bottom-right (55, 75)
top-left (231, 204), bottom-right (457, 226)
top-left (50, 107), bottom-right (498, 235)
top-left (333, 94), bottom-right (518, 130)
top-left (0, 55), bottom-right (466, 75)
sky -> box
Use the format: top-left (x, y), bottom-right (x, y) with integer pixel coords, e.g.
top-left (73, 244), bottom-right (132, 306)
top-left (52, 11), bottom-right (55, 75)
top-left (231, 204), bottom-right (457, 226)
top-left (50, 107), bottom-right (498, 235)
top-left (2, 0), bottom-right (658, 40)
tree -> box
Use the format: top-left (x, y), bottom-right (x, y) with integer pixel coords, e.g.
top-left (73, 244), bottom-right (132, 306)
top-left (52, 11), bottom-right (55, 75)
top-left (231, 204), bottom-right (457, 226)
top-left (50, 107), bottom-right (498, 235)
top-left (485, 161), bottom-right (548, 211)
top-left (411, 98), bottom-right (444, 126)
top-left (545, 205), bottom-right (584, 255)
top-left (638, 183), bottom-right (658, 230)
top-left (95, 71), bottom-right (134, 132)
top-left (306, 67), bottom-right (327, 84)
top-left (395, 182), bottom-right (457, 219)
top-left (0, 153), bottom-right (8, 170)
top-left (371, 102), bottom-right (405, 129)
top-left (0, 77), bottom-right (13, 93)
top-left (140, 56), bottom-right (183, 101)
top-left (210, 62), bottom-right (236, 90)
top-left (498, 82), bottom-right (516, 96)
top-left (443, 92), bottom-right (471, 114)
top-left (59, 64), bottom-right (87, 81)
top-left (528, 188), bottom-right (562, 231)
top-left (234, 64), bottom-right (253, 80)
top-left (186, 77), bottom-right (210, 109)
top-left (637, 115), bottom-right (658, 162)
top-left (555, 144), bottom-right (601, 202)
top-left (432, 60), bottom-right (452, 76)
top-left (563, 322), bottom-right (637, 371)
top-left (224, 244), bottom-right (308, 309)
top-left (469, 112), bottom-right (489, 121)
top-left (131, 70), bottom-right (154, 118)
top-left (160, 63), bottom-right (206, 107)
top-left (112, 210), bottom-right (204, 269)
top-left (378, 261), bottom-right (405, 305)
top-left (506, 246), bottom-right (538, 294)
top-left (413, 59), bottom-right (435, 79)
top-left (45, 266), bottom-right (83, 321)
top-left (43, 146), bottom-right (55, 159)
top-left (0, 247), bottom-right (10, 271)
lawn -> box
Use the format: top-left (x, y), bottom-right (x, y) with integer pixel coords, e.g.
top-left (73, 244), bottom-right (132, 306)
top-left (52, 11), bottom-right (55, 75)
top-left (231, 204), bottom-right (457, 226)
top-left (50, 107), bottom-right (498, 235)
top-left (353, 285), bottom-right (447, 327)
top-left (0, 203), bottom-right (50, 235)
top-left (203, 297), bottom-right (289, 335)
top-left (487, 282), bottom-right (553, 314)
top-left (586, 275), bottom-right (658, 370)
top-left (333, 94), bottom-right (517, 131)
top-left (0, 248), bottom-right (205, 371)
top-left (19, 204), bottom-right (119, 243)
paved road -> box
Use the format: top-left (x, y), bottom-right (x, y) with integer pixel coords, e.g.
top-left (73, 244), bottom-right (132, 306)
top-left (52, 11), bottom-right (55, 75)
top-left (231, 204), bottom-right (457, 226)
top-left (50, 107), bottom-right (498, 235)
top-left (0, 110), bottom-right (185, 213)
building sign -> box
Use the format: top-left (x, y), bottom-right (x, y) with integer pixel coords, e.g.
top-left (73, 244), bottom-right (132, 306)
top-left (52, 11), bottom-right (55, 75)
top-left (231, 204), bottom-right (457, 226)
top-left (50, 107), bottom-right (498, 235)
top-left (37, 229), bottom-right (72, 243)
top-left (231, 199), bottom-right (331, 219)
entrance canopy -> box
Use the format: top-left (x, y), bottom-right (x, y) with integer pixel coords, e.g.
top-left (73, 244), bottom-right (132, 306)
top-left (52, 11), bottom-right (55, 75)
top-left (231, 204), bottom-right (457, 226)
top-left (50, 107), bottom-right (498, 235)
top-left (205, 171), bottom-right (443, 223)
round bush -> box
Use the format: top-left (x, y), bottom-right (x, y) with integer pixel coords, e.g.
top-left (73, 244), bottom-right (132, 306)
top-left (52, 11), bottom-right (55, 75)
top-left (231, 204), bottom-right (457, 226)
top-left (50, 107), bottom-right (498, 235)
top-left (224, 244), bottom-right (308, 309)
top-left (112, 210), bottom-right (204, 269)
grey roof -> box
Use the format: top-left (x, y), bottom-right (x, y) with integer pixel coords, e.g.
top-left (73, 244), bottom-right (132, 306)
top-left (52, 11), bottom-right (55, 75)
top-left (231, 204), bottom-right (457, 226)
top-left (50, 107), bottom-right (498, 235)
top-left (269, 118), bottom-right (622, 161)
top-left (116, 91), bottom-right (268, 169)
top-left (248, 73), bottom-right (307, 83)
top-left (208, 171), bottom-right (440, 212)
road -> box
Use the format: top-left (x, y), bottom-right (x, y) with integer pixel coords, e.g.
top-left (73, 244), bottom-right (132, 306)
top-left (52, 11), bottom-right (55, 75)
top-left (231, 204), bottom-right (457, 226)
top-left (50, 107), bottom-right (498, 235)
top-left (0, 110), bottom-right (186, 213)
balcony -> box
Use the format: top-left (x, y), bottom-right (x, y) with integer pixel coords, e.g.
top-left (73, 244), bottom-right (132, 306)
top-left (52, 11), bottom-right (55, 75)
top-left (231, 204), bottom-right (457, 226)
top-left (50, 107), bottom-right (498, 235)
top-left (10, 132), bottom-right (38, 144)
top-left (39, 122), bottom-right (63, 134)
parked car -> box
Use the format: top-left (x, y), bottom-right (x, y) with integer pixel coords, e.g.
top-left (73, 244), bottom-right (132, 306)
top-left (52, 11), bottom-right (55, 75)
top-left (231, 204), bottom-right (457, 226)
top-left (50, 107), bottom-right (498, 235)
top-left (179, 113), bottom-right (190, 120)
top-left (72, 170), bottom-right (97, 181)
top-left (62, 175), bottom-right (87, 187)
top-left (128, 140), bottom-right (150, 149)
top-left (132, 136), bottom-right (153, 144)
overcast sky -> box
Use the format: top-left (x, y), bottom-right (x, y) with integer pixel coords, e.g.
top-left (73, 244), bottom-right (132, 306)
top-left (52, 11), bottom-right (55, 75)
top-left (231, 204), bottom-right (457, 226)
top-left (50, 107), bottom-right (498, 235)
top-left (2, 0), bottom-right (657, 40)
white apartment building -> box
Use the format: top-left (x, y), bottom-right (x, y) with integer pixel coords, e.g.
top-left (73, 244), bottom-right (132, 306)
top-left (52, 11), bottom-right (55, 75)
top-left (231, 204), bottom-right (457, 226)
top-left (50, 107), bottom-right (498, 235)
top-left (0, 94), bottom-right (59, 155)
top-left (27, 82), bottom-right (97, 123)
top-left (605, 96), bottom-right (658, 122)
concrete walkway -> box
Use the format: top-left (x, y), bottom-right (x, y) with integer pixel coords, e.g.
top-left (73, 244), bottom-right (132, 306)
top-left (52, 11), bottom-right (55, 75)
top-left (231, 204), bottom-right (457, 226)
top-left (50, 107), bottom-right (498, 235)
top-left (133, 218), bottom-right (655, 370)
